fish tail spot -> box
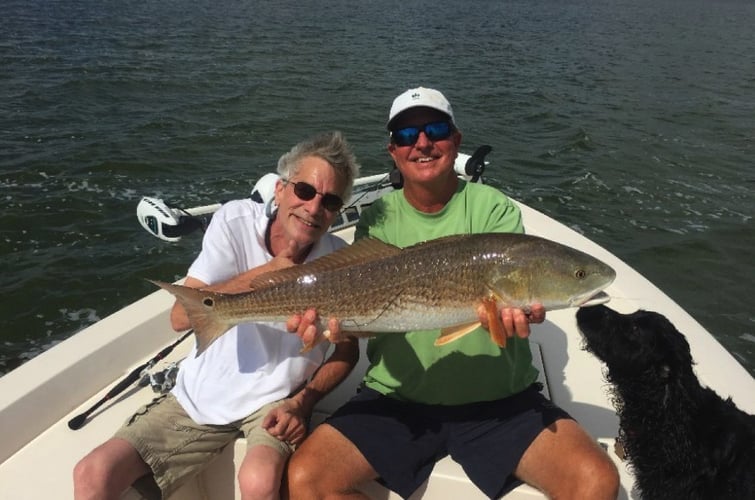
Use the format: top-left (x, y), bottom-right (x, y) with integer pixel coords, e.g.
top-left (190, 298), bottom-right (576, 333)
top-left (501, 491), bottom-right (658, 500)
top-left (150, 281), bottom-right (231, 355)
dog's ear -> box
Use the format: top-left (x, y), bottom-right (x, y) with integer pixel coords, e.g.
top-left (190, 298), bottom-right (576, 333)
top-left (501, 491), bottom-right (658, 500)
top-left (659, 321), bottom-right (694, 373)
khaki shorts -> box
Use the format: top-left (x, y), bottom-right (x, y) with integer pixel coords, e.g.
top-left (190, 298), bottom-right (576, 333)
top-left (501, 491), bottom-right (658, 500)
top-left (114, 393), bottom-right (294, 499)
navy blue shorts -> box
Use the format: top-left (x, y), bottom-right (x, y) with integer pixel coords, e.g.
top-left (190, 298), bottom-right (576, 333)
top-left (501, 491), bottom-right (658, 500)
top-left (326, 383), bottom-right (571, 499)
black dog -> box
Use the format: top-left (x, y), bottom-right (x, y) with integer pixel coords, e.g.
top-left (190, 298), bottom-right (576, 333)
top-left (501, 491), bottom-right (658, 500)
top-left (576, 305), bottom-right (755, 500)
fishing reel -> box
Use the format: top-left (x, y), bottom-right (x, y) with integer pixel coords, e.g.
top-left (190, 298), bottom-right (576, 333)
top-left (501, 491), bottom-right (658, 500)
top-left (138, 362), bottom-right (180, 393)
top-left (461, 144), bottom-right (491, 183)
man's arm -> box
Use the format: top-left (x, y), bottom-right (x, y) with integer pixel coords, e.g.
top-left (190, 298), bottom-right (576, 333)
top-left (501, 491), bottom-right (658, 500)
top-left (290, 338), bottom-right (359, 416)
top-left (261, 338), bottom-right (360, 445)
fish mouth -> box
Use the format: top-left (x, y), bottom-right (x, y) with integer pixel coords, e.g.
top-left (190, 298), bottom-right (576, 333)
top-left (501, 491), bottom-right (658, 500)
top-left (575, 291), bottom-right (611, 308)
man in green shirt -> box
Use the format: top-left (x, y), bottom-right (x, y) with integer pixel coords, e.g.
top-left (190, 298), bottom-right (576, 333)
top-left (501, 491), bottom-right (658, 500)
top-left (287, 88), bottom-right (619, 499)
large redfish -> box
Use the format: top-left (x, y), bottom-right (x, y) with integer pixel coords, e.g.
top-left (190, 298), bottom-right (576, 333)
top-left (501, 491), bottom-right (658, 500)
top-left (152, 233), bottom-right (616, 355)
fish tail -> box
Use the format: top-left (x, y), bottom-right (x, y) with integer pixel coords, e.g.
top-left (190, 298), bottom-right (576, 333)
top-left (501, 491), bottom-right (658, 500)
top-left (149, 280), bottom-right (233, 356)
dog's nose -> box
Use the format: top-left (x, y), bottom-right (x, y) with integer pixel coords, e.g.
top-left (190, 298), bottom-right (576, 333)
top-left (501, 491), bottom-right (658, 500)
top-left (576, 304), bottom-right (610, 326)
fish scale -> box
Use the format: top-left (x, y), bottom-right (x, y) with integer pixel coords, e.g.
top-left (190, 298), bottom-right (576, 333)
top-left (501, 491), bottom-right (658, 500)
top-left (152, 233), bottom-right (616, 355)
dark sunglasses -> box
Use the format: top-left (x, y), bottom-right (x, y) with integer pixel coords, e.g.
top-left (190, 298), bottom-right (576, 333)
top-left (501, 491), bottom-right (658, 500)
top-left (285, 180), bottom-right (344, 212)
top-left (390, 121), bottom-right (454, 147)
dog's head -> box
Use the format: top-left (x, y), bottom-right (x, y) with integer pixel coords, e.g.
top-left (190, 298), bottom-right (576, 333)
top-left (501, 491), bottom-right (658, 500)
top-left (576, 305), bottom-right (694, 380)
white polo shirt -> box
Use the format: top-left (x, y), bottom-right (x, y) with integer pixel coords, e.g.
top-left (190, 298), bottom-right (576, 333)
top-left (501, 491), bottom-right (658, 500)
top-left (172, 199), bottom-right (346, 424)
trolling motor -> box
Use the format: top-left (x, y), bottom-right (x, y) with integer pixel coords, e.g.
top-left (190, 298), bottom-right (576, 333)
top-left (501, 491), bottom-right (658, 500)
top-left (136, 173), bottom-right (280, 242)
top-left (136, 197), bottom-right (216, 242)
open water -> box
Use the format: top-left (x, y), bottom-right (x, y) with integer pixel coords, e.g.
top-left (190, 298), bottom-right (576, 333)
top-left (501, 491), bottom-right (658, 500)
top-left (1, 0), bottom-right (753, 377)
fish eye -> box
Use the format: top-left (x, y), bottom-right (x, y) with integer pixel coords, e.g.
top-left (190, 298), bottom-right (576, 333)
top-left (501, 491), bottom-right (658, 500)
top-left (203, 297), bottom-right (214, 307)
top-left (575, 269), bottom-right (586, 280)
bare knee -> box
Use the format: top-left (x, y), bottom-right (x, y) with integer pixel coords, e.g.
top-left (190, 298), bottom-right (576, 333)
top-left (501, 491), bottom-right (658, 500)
top-left (568, 453), bottom-right (620, 500)
top-left (238, 466), bottom-right (283, 500)
top-left (517, 420), bottom-right (620, 500)
top-left (73, 451), bottom-right (118, 499)
top-left (73, 454), bottom-right (100, 498)
top-left (287, 424), bottom-right (376, 498)
top-left (238, 446), bottom-right (286, 500)
top-left (73, 439), bottom-right (149, 500)
top-left (286, 449), bottom-right (320, 494)
top-left (287, 443), bottom-right (353, 498)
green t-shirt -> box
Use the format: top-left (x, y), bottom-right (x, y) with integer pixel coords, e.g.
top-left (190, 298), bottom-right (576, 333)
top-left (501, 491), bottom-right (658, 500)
top-left (354, 180), bottom-right (540, 405)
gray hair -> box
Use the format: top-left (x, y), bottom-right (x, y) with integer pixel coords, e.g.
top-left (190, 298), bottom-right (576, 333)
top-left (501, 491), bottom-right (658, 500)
top-left (277, 131), bottom-right (360, 201)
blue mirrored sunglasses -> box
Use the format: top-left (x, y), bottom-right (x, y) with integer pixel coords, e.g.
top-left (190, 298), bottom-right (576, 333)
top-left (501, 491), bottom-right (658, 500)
top-left (390, 121), bottom-right (454, 147)
top-left (285, 180), bottom-right (344, 212)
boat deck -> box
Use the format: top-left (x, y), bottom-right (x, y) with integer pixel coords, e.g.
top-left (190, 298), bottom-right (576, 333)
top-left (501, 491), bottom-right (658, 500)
top-left (2, 203), bottom-right (753, 499)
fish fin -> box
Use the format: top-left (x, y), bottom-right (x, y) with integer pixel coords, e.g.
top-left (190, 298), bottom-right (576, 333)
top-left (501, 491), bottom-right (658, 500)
top-left (403, 233), bottom-right (476, 251)
top-left (435, 322), bottom-right (481, 346)
top-left (248, 237), bottom-right (403, 290)
top-left (149, 280), bottom-right (234, 356)
top-left (482, 296), bottom-right (507, 348)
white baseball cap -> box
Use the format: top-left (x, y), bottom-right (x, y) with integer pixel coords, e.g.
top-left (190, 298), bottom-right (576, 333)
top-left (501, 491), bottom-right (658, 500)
top-left (387, 87), bottom-right (455, 130)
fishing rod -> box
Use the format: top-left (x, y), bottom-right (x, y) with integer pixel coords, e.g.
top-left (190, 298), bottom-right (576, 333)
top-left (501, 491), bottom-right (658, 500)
top-left (67, 329), bottom-right (193, 431)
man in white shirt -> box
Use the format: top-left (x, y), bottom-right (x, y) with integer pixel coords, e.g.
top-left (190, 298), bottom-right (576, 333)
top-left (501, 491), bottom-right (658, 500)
top-left (74, 131), bottom-right (360, 500)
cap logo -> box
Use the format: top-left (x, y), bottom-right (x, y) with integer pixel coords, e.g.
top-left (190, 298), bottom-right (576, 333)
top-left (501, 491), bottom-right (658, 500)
top-left (411, 92), bottom-right (421, 100)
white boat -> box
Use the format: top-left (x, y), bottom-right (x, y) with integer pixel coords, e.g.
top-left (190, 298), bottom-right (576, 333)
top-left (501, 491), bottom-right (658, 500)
top-left (1, 148), bottom-right (753, 499)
